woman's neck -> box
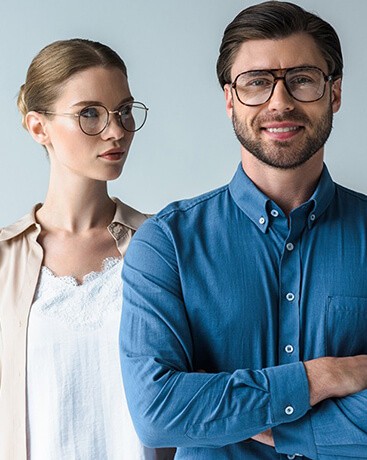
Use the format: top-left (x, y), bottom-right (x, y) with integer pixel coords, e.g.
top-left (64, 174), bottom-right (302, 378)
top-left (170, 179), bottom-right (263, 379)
top-left (36, 173), bottom-right (115, 233)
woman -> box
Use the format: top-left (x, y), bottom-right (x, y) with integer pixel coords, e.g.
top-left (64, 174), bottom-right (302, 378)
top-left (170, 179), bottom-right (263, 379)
top-left (0, 39), bottom-right (174, 459)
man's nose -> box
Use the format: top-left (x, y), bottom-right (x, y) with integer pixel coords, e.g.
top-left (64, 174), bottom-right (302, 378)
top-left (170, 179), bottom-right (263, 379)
top-left (267, 78), bottom-right (295, 112)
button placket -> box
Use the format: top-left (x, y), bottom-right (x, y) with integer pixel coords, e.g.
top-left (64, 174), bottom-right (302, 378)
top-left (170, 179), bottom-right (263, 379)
top-left (278, 224), bottom-right (302, 364)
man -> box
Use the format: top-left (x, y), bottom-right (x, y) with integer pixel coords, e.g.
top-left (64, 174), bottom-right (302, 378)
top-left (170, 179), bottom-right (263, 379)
top-left (120, 2), bottom-right (367, 458)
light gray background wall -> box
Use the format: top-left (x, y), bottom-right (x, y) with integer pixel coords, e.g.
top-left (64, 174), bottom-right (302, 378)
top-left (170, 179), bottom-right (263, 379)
top-left (1, 0), bottom-right (366, 227)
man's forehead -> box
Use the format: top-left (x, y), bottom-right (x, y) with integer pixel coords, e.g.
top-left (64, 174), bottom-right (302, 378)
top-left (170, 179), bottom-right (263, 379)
top-left (230, 32), bottom-right (327, 77)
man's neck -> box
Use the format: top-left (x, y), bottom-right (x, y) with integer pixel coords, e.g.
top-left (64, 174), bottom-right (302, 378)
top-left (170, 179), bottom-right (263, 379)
top-left (241, 150), bottom-right (324, 216)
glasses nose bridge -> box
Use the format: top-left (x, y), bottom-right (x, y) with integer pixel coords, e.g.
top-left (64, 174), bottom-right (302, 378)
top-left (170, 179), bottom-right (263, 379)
top-left (272, 73), bottom-right (288, 90)
top-left (105, 108), bottom-right (124, 130)
top-left (269, 72), bottom-right (293, 102)
top-left (101, 108), bottom-right (125, 138)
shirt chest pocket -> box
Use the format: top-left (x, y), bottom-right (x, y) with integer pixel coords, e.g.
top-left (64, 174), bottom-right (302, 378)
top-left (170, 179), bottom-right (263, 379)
top-left (326, 296), bottom-right (367, 357)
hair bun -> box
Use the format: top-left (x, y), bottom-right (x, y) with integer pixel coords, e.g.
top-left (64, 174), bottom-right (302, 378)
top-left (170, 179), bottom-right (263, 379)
top-left (17, 84), bottom-right (28, 128)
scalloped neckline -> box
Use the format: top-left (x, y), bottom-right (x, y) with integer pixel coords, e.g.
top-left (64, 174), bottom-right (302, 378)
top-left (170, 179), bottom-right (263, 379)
top-left (41, 257), bottom-right (122, 286)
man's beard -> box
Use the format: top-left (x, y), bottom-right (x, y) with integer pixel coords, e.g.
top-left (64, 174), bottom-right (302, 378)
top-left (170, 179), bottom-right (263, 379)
top-left (232, 106), bottom-right (333, 170)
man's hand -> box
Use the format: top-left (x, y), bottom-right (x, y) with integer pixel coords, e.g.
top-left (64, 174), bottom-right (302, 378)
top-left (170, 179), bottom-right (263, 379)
top-left (304, 355), bottom-right (367, 406)
top-left (252, 428), bottom-right (274, 447)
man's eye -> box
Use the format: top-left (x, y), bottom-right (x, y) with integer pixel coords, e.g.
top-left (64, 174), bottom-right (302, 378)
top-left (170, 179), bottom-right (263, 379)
top-left (241, 77), bottom-right (273, 89)
top-left (248, 79), bottom-right (271, 87)
top-left (290, 76), bottom-right (314, 85)
top-left (80, 107), bottom-right (100, 118)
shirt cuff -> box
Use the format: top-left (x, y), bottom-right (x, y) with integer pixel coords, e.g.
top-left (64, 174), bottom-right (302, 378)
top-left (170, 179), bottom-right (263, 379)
top-left (273, 412), bottom-right (317, 459)
top-left (263, 361), bottom-right (311, 425)
top-left (266, 362), bottom-right (316, 459)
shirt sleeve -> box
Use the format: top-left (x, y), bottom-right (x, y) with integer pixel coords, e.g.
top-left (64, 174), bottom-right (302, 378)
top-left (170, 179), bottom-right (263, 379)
top-left (273, 390), bottom-right (367, 459)
top-left (120, 218), bottom-right (311, 448)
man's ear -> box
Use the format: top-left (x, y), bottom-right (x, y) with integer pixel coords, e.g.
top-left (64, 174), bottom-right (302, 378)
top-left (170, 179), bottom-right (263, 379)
top-left (224, 84), bottom-right (234, 119)
top-left (25, 111), bottom-right (51, 146)
top-left (331, 78), bottom-right (342, 114)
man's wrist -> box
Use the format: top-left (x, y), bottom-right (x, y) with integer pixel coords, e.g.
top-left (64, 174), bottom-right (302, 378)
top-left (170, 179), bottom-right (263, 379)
top-left (304, 357), bottom-right (334, 406)
top-left (304, 355), bottom-right (367, 406)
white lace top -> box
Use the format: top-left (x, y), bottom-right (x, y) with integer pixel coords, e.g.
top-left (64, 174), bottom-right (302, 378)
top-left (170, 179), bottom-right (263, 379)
top-left (26, 258), bottom-right (149, 460)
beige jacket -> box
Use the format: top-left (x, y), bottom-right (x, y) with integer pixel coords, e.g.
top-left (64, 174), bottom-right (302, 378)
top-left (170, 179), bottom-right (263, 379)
top-left (0, 198), bottom-right (148, 459)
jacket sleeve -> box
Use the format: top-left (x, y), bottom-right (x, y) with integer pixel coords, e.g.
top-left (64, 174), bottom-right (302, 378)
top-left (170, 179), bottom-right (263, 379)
top-left (119, 218), bottom-right (311, 448)
top-left (0, 319), bottom-right (2, 387)
top-left (272, 390), bottom-right (367, 459)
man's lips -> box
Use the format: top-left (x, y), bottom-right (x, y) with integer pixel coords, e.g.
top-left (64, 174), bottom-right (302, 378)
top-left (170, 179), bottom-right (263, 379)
top-left (261, 122), bottom-right (304, 139)
top-left (265, 126), bottom-right (299, 133)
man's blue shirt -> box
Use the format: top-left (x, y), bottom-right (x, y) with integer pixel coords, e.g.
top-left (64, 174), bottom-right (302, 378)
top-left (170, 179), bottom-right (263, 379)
top-left (120, 164), bottom-right (367, 459)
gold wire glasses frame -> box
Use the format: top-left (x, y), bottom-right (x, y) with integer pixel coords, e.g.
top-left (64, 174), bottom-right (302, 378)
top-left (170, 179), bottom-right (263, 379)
top-left (231, 66), bottom-right (333, 107)
top-left (38, 101), bottom-right (149, 135)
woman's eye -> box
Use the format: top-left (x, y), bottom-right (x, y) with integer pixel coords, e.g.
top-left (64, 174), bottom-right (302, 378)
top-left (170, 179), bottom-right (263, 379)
top-left (120, 105), bottom-right (133, 117)
top-left (80, 107), bottom-right (100, 118)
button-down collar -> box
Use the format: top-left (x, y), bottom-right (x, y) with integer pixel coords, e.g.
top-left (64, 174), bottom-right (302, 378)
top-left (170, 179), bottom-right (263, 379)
top-left (305, 166), bottom-right (335, 229)
top-left (228, 163), bottom-right (335, 232)
top-left (229, 164), bottom-right (270, 233)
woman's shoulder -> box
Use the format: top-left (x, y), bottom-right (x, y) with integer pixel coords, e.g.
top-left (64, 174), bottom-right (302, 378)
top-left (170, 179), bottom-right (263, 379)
top-left (0, 204), bottom-right (41, 243)
top-left (111, 197), bottom-right (152, 231)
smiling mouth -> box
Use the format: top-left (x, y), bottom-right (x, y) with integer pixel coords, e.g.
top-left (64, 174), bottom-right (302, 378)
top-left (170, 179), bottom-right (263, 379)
top-left (266, 126), bottom-right (300, 133)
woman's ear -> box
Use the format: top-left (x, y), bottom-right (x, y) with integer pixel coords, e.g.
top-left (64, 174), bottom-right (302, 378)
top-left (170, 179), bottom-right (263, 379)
top-left (25, 111), bottom-right (50, 145)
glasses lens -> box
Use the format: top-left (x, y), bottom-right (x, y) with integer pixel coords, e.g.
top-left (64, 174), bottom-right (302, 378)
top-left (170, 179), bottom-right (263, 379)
top-left (235, 71), bottom-right (275, 106)
top-left (285, 68), bottom-right (326, 102)
top-left (119, 102), bottom-right (148, 132)
top-left (79, 105), bottom-right (108, 135)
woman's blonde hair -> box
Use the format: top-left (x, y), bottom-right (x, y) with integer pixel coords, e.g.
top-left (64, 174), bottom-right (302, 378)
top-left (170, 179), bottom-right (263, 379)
top-left (17, 38), bottom-right (128, 128)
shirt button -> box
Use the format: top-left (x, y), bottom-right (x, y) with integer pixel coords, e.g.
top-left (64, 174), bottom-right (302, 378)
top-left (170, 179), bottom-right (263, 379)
top-left (286, 242), bottom-right (294, 251)
top-left (310, 213), bottom-right (316, 221)
top-left (285, 344), bottom-right (294, 353)
top-left (286, 292), bottom-right (295, 301)
top-left (287, 456), bottom-right (296, 460)
top-left (270, 209), bottom-right (279, 217)
top-left (285, 405), bottom-right (294, 415)
top-left (259, 216), bottom-right (266, 225)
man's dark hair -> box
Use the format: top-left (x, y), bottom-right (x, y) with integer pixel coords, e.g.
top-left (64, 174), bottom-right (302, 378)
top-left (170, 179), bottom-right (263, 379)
top-left (216, 1), bottom-right (343, 89)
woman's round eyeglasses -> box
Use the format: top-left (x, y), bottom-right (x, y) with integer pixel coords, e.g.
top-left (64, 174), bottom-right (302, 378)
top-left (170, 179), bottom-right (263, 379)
top-left (38, 101), bottom-right (148, 136)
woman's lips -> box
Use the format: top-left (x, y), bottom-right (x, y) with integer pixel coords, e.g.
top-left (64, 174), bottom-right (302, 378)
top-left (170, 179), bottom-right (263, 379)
top-left (98, 148), bottom-right (125, 161)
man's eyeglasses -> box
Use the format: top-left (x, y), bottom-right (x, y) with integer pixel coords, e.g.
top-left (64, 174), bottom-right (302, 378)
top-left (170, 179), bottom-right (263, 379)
top-left (231, 66), bottom-right (333, 106)
top-left (38, 101), bottom-right (149, 136)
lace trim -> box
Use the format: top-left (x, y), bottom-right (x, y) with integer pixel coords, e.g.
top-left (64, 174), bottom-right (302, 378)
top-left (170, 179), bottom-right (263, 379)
top-left (41, 256), bottom-right (121, 286)
top-left (32, 257), bottom-right (123, 329)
